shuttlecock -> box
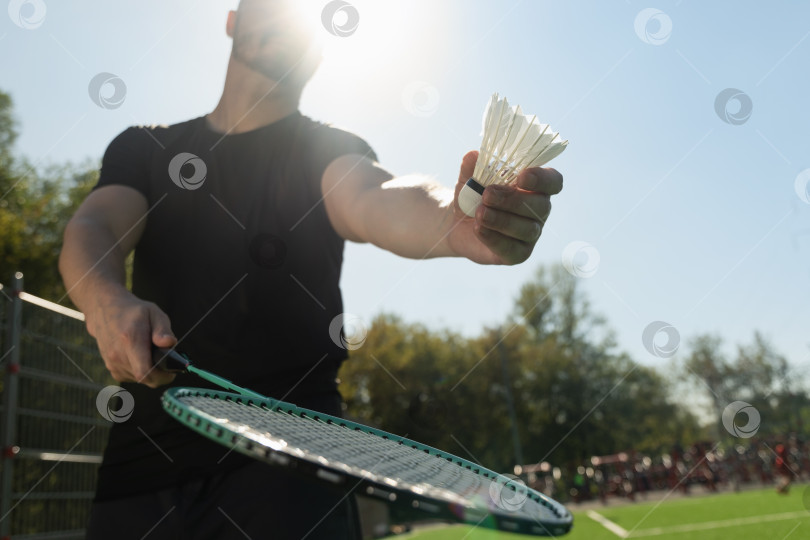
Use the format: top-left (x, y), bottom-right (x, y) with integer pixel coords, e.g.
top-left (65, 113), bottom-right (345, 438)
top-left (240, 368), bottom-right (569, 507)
top-left (458, 93), bottom-right (568, 218)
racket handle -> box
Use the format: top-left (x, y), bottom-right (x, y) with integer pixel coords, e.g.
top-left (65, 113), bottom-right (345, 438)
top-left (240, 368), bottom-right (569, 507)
top-left (152, 346), bottom-right (191, 373)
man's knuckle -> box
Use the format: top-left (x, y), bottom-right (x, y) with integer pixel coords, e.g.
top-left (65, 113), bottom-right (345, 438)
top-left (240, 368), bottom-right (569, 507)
top-left (482, 208), bottom-right (502, 229)
top-left (495, 211), bottom-right (510, 230)
top-left (135, 303), bottom-right (152, 319)
top-left (531, 222), bottom-right (543, 242)
top-left (532, 168), bottom-right (546, 187)
top-left (117, 329), bottom-right (135, 345)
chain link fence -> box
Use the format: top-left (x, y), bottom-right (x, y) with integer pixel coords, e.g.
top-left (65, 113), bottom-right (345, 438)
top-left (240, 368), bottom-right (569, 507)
top-left (0, 273), bottom-right (114, 539)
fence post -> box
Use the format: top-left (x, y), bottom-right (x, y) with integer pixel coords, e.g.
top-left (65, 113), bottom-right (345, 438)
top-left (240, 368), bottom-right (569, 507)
top-left (0, 272), bottom-right (23, 538)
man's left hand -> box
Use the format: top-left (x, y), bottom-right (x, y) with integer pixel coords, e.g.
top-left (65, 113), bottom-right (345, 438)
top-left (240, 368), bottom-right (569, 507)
top-left (447, 151), bottom-right (564, 265)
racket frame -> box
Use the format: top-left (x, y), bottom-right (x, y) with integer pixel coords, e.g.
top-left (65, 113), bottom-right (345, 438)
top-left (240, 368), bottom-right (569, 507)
top-left (161, 386), bottom-right (573, 537)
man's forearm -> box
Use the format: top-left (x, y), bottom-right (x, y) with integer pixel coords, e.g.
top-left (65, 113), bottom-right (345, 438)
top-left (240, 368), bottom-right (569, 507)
top-left (59, 217), bottom-right (132, 318)
top-left (360, 175), bottom-right (459, 259)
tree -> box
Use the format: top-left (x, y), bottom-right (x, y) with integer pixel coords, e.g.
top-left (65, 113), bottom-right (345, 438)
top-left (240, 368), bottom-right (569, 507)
top-left (0, 91), bottom-right (17, 170)
top-left (508, 266), bottom-right (697, 464)
top-left (340, 314), bottom-right (468, 452)
top-left (0, 90), bottom-right (98, 300)
top-left (340, 265), bottom-right (701, 476)
top-left (684, 331), bottom-right (800, 439)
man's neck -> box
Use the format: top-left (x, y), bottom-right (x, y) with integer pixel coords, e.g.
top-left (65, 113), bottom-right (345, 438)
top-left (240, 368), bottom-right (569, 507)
top-left (206, 60), bottom-right (301, 135)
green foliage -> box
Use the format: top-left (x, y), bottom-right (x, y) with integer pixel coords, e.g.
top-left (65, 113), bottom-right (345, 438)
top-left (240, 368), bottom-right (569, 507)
top-left (684, 331), bottom-right (801, 439)
top-left (341, 267), bottom-right (703, 475)
top-left (0, 89), bottom-right (98, 300)
top-left (0, 91), bottom-right (17, 168)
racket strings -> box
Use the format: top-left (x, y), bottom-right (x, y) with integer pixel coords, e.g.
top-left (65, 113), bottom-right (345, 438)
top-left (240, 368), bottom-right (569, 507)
top-left (177, 393), bottom-right (565, 522)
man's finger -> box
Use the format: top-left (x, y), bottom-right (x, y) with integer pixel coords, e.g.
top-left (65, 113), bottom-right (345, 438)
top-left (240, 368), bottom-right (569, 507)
top-left (149, 305), bottom-right (177, 349)
top-left (477, 206), bottom-right (543, 244)
top-left (456, 150), bottom-right (478, 187)
top-left (474, 223), bottom-right (534, 265)
top-left (515, 167), bottom-right (563, 195)
top-left (482, 185), bottom-right (552, 221)
top-left (142, 305), bottom-right (178, 387)
top-left (129, 331), bottom-right (156, 383)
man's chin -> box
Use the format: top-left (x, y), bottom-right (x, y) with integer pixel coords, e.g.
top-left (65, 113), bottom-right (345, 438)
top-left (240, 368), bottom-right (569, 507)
top-left (250, 62), bottom-right (297, 82)
top-left (233, 49), bottom-right (319, 88)
top-left (234, 48), bottom-right (295, 79)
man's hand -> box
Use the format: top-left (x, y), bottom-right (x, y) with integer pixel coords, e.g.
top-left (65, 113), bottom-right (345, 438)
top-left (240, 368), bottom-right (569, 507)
top-left (60, 185), bottom-right (177, 389)
top-left (86, 289), bottom-right (178, 388)
top-left (321, 151), bottom-right (562, 263)
top-left (446, 151), bottom-right (563, 265)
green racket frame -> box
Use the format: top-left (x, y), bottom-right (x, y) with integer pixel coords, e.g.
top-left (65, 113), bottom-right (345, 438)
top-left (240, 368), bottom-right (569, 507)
top-left (161, 386), bottom-right (573, 536)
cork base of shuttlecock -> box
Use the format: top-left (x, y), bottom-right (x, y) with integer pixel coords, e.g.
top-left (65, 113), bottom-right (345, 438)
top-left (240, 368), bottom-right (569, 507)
top-left (458, 178), bottom-right (486, 218)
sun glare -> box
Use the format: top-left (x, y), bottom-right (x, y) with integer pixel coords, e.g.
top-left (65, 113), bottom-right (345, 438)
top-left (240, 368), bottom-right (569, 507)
top-left (302, 0), bottom-right (437, 84)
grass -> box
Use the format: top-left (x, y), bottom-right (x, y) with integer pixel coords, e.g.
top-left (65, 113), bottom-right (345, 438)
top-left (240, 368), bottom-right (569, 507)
top-left (391, 485), bottom-right (810, 539)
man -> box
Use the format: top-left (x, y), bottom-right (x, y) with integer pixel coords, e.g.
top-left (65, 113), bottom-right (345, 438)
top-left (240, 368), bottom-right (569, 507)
top-left (59, 1), bottom-right (563, 538)
top-left (774, 443), bottom-right (793, 494)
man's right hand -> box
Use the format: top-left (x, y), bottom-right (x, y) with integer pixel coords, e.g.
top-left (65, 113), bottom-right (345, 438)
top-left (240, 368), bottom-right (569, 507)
top-left (59, 184), bottom-right (177, 389)
top-left (86, 290), bottom-right (178, 388)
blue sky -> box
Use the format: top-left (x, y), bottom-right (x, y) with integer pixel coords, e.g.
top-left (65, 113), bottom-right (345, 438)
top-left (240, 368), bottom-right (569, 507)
top-left (2, 1), bottom-right (809, 387)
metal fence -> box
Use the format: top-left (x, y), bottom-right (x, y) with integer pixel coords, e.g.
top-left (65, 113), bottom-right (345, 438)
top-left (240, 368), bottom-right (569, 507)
top-left (0, 273), bottom-right (391, 539)
top-left (0, 273), bottom-right (114, 539)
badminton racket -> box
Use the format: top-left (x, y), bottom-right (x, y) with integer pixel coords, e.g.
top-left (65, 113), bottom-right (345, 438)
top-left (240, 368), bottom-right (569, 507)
top-left (153, 347), bottom-right (573, 536)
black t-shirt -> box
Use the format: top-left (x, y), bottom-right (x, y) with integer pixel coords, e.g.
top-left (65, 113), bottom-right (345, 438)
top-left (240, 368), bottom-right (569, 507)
top-left (92, 112), bottom-right (376, 499)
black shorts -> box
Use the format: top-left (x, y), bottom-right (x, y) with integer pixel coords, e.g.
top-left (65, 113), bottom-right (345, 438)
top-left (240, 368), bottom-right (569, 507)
top-left (86, 458), bottom-right (361, 540)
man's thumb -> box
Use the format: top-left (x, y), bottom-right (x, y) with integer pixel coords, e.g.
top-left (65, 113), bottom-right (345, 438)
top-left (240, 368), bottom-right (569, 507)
top-left (149, 306), bottom-right (177, 347)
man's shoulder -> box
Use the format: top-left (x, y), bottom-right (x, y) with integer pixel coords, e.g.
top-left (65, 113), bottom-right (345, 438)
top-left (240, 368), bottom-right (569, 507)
top-left (141, 116), bottom-right (201, 131)
top-left (116, 117), bottom-right (201, 144)
top-left (295, 115), bottom-right (374, 157)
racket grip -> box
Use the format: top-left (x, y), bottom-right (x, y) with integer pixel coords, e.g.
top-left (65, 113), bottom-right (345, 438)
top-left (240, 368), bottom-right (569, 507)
top-left (152, 346), bottom-right (191, 373)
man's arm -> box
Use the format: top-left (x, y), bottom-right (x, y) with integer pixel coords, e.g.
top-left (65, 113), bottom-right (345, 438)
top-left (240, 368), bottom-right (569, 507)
top-left (322, 151), bottom-right (563, 265)
top-left (59, 185), bottom-right (176, 387)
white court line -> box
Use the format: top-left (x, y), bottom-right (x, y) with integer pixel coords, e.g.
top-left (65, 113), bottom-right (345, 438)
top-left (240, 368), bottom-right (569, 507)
top-left (587, 510), bottom-right (629, 538)
top-left (629, 510), bottom-right (809, 537)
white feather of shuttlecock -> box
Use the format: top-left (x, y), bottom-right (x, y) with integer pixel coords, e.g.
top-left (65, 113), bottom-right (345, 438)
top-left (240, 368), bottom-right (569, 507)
top-left (458, 93), bottom-right (568, 217)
